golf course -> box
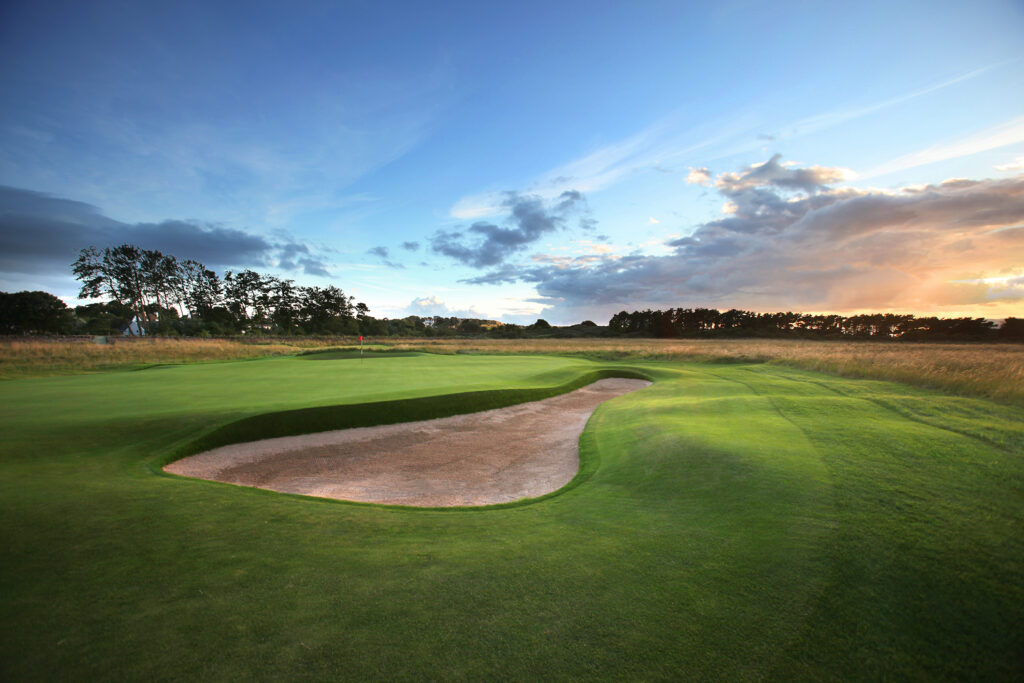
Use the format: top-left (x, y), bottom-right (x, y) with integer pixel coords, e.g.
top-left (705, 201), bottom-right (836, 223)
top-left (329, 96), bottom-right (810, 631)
top-left (2, 349), bottom-right (1022, 680)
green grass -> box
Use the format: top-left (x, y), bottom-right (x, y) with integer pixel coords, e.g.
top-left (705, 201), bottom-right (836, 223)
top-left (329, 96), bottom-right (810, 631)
top-left (1, 354), bottom-right (1021, 680)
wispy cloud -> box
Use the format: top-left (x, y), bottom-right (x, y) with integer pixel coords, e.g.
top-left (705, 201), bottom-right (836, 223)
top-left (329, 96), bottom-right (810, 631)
top-left (781, 63), bottom-right (1004, 141)
top-left (449, 116), bottom-right (730, 219)
top-left (863, 116), bottom-right (1024, 179)
top-left (0, 55), bottom-right (454, 233)
top-left (449, 65), bottom-right (1000, 222)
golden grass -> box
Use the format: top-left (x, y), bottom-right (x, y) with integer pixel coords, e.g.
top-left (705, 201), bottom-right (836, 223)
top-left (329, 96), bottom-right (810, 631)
top-left (2, 335), bottom-right (1021, 404)
top-left (386, 337), bottom-right (1024, 404)
top-left (0, 337), bottom-right (343, 380)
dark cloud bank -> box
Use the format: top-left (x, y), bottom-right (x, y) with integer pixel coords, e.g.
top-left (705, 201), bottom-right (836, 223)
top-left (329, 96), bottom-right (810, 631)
top-left (445, 157), bottom-right (1024, 320)
top-left (0, 185), bottom-right (332, 278)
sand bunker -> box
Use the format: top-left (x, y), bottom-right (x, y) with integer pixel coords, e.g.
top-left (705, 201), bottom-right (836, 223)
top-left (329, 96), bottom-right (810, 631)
top-left (166, 377), bottom-right (649, 507)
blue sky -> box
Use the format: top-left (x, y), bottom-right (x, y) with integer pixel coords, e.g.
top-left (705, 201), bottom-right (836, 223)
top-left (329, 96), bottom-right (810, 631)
top-left (1, 0), bottom-right (1022, 323)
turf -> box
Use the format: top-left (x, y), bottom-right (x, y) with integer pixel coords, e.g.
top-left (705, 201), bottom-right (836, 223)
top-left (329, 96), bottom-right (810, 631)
top-left (1, 354), bottom-right (1021, 680)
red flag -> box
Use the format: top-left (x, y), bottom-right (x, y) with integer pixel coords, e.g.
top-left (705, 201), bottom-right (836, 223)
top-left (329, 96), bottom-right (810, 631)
top-left (359, 336), bottom-right (363, 341)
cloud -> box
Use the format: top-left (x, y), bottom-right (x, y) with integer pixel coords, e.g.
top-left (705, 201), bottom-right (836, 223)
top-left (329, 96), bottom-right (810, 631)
top-left (431, 190), bottom-right (587, 268)
top-left (863, 115), bottom-right (1024, 179)
top-left (459, 157), bottom-right (1024, 320)
top-left (448, 114), bottom-right (728, 219)
top-left (447, 65), bottom-right (997, 223)
top-left (0, 184), bottom-right (332, 279)
top-left (714, 154), bottom-right (852, 194)
top-left (404, 295), bottom-right (487, 319)
top-left (401, 241), bottom-right (420, 251)
top-left (648, 217), bottom-right (660, 224)
top-left (367, 245), bottom-right (404, 269)
top-left (278, 242), bottom-right (333, 276)
top-left (783, 63), bottom-right (1001, 143)
top-left (686, 167), bottom-right (712, 186)
top-left (995, 156), bottom-right (1024, 172)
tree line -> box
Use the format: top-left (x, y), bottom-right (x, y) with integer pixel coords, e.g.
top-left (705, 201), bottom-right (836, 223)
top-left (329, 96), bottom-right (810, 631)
top-left (3, 245), bottom-right (1021, 341)
top-left (0, 244), bottom-right (566, 337)
top-left (608, 308), bottom-right (1024, 342)
top-left (66, 244), bottom-right (373, 336)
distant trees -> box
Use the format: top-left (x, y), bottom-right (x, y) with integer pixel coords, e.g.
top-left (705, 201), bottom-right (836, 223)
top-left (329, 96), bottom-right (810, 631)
top-left (608, 307), bottom-right (1009, 342)
top-left (1, 244), bottom-right (1017, 343)
top-left (69, 244), bottom-right (370, 336)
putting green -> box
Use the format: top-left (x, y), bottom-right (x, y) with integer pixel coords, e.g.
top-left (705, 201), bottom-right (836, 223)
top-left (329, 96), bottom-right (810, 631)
top-left (1, 354), bottom-right (1021, 679)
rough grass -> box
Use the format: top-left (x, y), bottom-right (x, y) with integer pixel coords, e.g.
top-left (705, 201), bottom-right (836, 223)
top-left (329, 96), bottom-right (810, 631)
top-left (390, 338), bottom-right (1024, 404)
top-left (2, 354), bottom-right (1021, 679)
top-left (3, 335), bottom-right (1022, 404)
top-left (0, 337), bottom-right (345, 379)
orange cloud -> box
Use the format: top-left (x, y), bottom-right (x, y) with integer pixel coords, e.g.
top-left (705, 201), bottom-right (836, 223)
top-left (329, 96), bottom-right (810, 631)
top-left (480, 156), bottom-right (1024, 320)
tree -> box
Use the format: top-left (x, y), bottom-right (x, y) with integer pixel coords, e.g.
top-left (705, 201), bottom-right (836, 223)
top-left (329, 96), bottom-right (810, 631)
top-left (999, 317), bottom-right (1024, 342)
top-left (271, 279), bottom-right (301, 332)
top-left (72, 244), bottom-right (155, 333)
top-left (74, 301), bottom-right (132, 335)
top-left (224, 269), bottom-right (274, 331)
top-left (300, 285), bottom-right (355, 334)
top-left (72, 246), bottom-right (125, 307)
top-left (0, 291), bottom-right (74, 334)
top-left (70, 242), bottom-right (372, 337)
top-left (178, 260), bottom-right (222, 317)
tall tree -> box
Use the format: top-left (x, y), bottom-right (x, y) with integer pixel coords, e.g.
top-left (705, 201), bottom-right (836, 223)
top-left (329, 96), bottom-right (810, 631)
top-left (271, 279), bottom-right (300, 332)
top-left (72, 244), bottom-right (152, 333)
top-left (179, 260), bottom-right (221, 317)
top-left (72, 246), bottom-right (124, 307)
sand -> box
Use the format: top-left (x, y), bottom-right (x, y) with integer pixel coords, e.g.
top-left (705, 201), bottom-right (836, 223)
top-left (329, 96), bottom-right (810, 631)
top-left (165, 377), bottom-right (650, 507)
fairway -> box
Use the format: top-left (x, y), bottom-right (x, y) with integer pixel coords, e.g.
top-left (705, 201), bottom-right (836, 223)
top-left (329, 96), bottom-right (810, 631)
top-left (1, 353), bottom-right (1022, 679)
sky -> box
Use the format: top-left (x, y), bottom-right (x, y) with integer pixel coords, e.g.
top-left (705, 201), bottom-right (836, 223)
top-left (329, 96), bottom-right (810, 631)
top-left (1, 0), bottom-right (1023, 324)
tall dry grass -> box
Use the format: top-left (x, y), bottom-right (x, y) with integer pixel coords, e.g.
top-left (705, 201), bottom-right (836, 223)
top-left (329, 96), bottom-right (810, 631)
top-left (386, 337), bottom-right (1024, 404)
top-left (2, 335), bottom-right (1021, 404)
top-left (0, 337), bottom-right (343, 380)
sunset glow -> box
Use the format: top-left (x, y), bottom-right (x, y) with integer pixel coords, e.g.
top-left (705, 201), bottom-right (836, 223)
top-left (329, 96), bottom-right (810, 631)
top-left (1, 1), bottom-right (1022, 322)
